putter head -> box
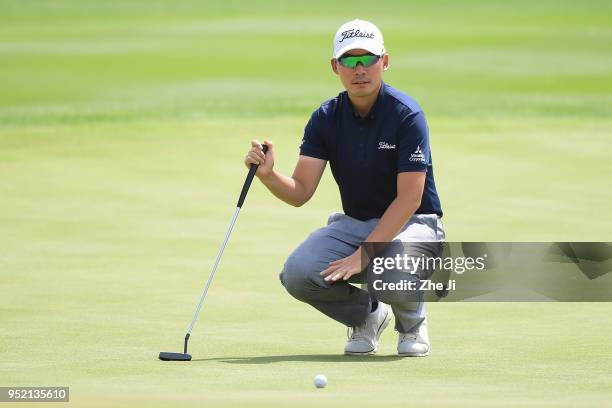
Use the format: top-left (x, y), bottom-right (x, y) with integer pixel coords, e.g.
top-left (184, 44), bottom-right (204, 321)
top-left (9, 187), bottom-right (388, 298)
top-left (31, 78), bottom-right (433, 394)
top-left (158, 352), bottom-right (192, 361)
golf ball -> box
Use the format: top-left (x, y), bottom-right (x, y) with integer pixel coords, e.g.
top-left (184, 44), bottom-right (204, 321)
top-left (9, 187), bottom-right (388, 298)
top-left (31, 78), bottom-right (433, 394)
top-left (314, 374), bottom-right (327, 388)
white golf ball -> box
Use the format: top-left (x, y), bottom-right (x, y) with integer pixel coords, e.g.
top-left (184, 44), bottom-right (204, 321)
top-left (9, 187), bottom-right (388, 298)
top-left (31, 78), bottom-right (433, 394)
top-left (314, 374), bottom-right (327, 388)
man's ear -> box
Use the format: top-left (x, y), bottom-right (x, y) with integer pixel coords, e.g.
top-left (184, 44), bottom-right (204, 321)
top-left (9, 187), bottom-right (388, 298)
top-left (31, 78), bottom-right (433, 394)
top-left (382, 54), bottom-right (389, 72)
top-left (330, 58), bottom-right (339, 74)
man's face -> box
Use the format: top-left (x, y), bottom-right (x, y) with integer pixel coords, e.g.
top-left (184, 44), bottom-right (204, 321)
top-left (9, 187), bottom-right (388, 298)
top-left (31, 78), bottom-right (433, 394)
top-left (331, 48), bottom-right (389, 98)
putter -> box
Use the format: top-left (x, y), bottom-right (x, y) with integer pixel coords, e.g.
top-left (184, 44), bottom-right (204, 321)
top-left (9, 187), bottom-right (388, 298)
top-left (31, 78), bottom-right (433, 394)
top-left (159, 144), bottom-right (268, 361)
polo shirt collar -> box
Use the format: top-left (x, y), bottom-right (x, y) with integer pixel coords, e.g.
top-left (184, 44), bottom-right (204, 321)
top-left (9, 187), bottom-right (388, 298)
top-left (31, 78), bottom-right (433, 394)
top-left (349, 81), bottom-right (386, 121)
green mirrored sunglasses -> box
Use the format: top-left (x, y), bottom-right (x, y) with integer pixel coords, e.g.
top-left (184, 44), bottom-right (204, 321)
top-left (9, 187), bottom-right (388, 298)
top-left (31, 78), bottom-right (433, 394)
top-left (338, 53), bottom-right (381, 69)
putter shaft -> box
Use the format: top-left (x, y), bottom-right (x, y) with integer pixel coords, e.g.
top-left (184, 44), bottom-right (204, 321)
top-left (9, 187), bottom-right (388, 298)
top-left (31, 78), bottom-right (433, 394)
top-left (181, 144), bottom-right (268, 355)
top-left (186, 206), bottom-right (241, 336)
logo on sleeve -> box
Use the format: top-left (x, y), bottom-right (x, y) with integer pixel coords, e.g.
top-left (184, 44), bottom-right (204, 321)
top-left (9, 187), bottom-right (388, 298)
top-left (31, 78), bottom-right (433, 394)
top-left (409, 145), bottom-right (426, 163)
top-left (300, 139), bottom-right (305, 148)
top-left (378, 141), bottom-right (396, 150)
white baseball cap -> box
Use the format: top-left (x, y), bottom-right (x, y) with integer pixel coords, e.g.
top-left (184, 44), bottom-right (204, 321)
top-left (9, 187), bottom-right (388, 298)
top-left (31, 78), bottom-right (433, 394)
top-left (333, 19), bottom-right (385, 59)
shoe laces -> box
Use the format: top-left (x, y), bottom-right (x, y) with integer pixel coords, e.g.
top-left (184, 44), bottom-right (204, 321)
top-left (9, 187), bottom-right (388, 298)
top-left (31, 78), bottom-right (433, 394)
top-left (347, 325), bottom-right (366, 341)
top-left (399, 332), bottom-right (418, 343)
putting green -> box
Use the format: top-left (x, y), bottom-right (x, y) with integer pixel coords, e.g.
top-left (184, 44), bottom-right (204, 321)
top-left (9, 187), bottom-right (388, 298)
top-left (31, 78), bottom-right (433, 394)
top-left (1, 1), bottom-right (611, 407)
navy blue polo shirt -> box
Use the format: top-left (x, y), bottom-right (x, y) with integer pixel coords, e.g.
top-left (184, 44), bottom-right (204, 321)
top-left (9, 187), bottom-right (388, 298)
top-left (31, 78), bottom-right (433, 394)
top-left (299, 82), bottom-right (443, 221)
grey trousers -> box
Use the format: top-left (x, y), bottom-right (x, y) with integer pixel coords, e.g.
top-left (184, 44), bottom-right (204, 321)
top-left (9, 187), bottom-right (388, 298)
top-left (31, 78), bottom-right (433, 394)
top-left (279, 212), bottom-right (446, 333)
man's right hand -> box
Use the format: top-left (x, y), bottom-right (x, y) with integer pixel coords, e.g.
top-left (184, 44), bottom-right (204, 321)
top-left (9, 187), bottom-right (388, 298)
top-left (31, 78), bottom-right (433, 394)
top-left (243, 139), bottom-right (326, 207)
top-left (245, 139), bottom-right (274, 178)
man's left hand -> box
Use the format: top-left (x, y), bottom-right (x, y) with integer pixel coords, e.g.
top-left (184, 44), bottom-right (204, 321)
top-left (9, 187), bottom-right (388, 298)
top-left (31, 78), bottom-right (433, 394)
top-left (320, 247), bottom-right (364, 282)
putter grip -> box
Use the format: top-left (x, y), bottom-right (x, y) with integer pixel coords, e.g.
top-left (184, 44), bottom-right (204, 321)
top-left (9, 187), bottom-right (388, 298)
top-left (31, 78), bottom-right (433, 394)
top-left (237, 143), bottom-right (269, 208)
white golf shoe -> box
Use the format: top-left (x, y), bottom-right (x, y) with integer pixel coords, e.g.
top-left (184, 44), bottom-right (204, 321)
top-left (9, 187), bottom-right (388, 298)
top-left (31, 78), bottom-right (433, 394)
top-left (397, 317), bottom-right (430, 357)
top-left (344, 302), bottom-right (392, 355)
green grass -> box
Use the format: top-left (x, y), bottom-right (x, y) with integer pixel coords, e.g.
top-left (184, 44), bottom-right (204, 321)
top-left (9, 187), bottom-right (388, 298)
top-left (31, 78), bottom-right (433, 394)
top-left (1, 1), bottom-right (611, 407)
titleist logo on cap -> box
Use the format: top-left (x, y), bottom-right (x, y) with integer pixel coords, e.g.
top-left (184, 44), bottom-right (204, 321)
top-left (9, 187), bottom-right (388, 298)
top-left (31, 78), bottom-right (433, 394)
top-left (339, 29), bottom-right (375, 43)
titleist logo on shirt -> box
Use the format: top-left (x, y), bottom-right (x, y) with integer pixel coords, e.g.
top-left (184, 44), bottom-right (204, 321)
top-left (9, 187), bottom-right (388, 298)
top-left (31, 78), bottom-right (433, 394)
top-left (378, 142), bottom-right (396, 150)
top-left (339, 29), bottom-right (375, 43)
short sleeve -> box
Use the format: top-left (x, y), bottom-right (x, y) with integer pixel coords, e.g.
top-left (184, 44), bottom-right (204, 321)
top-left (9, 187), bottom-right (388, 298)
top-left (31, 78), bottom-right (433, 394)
top-left (397, 111), bottom-right (430, 173)
top-left (299, 108), bottom-right (328, 160)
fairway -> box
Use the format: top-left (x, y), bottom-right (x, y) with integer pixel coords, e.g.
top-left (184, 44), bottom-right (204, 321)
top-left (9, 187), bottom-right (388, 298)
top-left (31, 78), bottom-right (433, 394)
top-left (1, 1), bottom-right (611, 407)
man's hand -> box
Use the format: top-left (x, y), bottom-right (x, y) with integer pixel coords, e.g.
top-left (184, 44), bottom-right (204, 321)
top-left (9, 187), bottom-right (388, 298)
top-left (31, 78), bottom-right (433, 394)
top-left (245, 139), bottom-right (274, 178)
top-left (320, 247), bottom-right (364, 282)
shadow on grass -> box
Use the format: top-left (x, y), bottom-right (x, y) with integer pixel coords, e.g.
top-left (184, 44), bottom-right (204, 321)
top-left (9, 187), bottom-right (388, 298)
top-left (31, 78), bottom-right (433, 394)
top-left (192, 354), bottom-right (405, 364)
